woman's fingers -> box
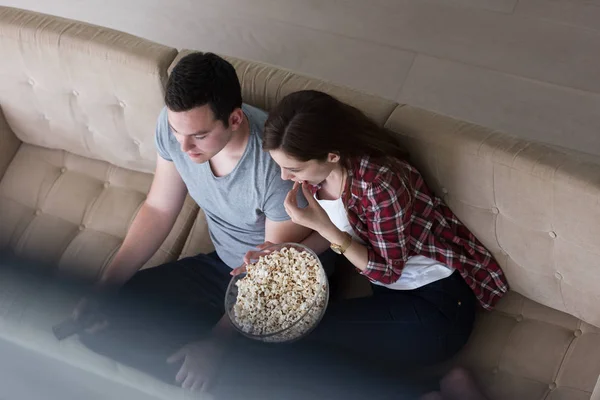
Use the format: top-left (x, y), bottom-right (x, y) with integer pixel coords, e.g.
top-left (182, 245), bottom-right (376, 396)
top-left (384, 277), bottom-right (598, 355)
top-left (301, 181), bottom-right (316, 205)
top-left (287, 181), bottom-right (300, 207)
top-left (284, 193), bottom-right (295, 210)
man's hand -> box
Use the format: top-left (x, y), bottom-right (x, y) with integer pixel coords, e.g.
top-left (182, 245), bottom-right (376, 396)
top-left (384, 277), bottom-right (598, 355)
top-left (231, 241), bottom-right (277, 276)
top-left (242, 241), bottom-right (275, 265)
top-left (230, 264), bottom-right (247, 277)
top-left (71, 296), bottom-right (109, 334)
top-left (167, 339), bottom-right (226, 392)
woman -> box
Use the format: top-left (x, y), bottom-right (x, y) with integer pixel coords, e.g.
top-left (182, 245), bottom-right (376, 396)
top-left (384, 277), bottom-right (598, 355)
top-left (255, 90), bottom-right (509, 368)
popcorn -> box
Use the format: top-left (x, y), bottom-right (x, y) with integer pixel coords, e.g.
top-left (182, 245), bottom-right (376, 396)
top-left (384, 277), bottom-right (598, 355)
top-left (233, 246), bottom-right (328, 342)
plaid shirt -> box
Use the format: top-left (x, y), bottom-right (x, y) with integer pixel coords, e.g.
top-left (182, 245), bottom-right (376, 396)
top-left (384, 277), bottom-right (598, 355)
top-left (320, 156), bottom-right (508, 310)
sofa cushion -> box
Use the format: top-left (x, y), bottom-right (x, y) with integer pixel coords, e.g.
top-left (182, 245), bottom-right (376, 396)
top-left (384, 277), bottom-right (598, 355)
top-left (0, 6), bottom-right (177, 174)
top-left (451, 291), bottom-right (600, 400)
top-left (0, 144), bottom-right (197, 277)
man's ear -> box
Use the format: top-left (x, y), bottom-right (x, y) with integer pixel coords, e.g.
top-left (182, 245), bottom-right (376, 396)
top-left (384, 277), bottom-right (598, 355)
top-left (327, 152), bottom-right (341, 163)
top-left (229, 108), bottom-right (244, 130)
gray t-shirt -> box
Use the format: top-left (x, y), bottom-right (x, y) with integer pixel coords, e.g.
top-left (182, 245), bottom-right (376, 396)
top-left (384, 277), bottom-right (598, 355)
top-left (155, 104), bottom-right (294, 268)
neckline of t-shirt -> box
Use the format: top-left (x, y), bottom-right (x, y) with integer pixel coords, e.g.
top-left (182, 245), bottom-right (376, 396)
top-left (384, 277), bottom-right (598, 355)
top-left (206, 108), bottom-right (254, 181)
top-left (314, 193), bottom-right (343, 204)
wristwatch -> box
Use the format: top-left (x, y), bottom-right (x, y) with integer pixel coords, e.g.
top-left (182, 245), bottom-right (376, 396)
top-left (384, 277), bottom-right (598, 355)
top-left (330, 232), bottom-right (353, 255)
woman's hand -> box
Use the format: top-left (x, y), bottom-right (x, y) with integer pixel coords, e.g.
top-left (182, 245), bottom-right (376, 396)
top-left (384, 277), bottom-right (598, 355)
top-left (284, 181), bottom-right (335, 236)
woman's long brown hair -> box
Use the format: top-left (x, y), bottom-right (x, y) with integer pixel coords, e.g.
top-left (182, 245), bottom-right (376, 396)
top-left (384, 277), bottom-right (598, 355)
top-left (263, 90), bottom-right (408, 169)
top-left (263, 90), bottom-right (413, 210)
top-left (263, 90), bottom-right (411, 207)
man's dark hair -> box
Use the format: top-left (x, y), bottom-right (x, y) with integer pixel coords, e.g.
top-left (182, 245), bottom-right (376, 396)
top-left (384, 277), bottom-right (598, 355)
top-left (165, 52), bottom-right (243, 127)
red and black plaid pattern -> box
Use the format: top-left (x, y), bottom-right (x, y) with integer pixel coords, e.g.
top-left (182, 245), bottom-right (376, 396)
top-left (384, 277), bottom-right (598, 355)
top-left (332, 156), bottom-right (508, 310)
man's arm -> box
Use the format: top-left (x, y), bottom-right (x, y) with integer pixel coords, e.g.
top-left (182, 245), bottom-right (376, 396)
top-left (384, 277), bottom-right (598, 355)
top-left (264, 218), bottom-right (312, 245)
top-left (97, 155), bottom-right (188, 288)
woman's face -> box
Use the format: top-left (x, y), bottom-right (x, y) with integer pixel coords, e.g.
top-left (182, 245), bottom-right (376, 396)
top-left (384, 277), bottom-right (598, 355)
top-left (269, 149), bottom-right (338, 186)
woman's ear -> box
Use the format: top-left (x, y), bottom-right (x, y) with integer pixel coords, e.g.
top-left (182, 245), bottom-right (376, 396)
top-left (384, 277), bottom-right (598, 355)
top-left (327, 152), bottom-right (341, 163)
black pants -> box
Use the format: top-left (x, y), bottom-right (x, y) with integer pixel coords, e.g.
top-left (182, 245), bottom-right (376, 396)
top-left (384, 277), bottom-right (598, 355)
top-left (79, 253), bottom-right (474, 399)
top-left (79, 253), bottom-right (232, 383)
top-left (309, 270), bottom-right (477, 368)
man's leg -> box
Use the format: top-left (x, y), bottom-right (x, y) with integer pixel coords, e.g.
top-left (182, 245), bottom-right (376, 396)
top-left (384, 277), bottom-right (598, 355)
top-left (79, 252), bottom-right (232, 384)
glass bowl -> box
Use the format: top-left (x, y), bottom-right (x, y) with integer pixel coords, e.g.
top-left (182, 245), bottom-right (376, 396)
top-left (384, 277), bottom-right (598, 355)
top-left (225, 242), bottom-right (329, 343)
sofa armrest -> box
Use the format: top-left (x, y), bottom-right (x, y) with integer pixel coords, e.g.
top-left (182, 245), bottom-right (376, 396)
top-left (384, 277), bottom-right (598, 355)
top-left (0, 107), bottom-right (21, 180)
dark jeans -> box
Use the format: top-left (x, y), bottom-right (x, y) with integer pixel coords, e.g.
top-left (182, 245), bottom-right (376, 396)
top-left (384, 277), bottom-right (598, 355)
top-left (79, 253), bottom-right (474, 399)
top-left (79, 253), bottom-right (233, 382)
top-left (308, 269), bottom-right (477, 368)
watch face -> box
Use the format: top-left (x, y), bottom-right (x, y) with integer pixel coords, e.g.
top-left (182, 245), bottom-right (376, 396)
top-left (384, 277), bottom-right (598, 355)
top-left (331, 246), bottom-right (342, 255)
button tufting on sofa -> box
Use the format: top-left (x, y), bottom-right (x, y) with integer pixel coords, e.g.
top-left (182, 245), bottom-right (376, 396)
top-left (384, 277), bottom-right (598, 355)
top-left (491, 206), bottom-right (500, 214)
top-left (549, 231), bottom-right (557, 238)
top-left (516, 314), bottom-right (524, 322)
top-left (574, 329), bottom-right (583, 337)
top-left (71, 89), bottom-right (79, 97)
top-left (555, 272), bottom-right (563, 280)
top-left (118, 100), bottom-right (126, 108)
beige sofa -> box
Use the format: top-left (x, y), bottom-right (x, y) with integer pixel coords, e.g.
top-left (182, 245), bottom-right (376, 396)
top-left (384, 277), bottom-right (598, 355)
top-left (1, 6), bottom-right (599, 400)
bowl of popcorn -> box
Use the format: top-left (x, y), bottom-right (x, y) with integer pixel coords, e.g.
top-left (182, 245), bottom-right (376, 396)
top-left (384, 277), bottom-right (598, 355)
top-left (225, 243), bottom-right (329, 343)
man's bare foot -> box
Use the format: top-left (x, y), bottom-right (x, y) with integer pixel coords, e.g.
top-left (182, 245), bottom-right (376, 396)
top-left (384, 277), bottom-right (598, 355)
top-left (439, 367), bottom-right (487, 400)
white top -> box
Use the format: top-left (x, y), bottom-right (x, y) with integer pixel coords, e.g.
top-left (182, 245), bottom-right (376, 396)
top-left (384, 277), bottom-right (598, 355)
top-left (316, 195), bottom-right (455, 290)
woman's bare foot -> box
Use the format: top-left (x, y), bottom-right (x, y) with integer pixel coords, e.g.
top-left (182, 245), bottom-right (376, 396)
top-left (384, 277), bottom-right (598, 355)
top-left (420, 391), bottom-right (443, 400)
top-left (439, 367), bottom-right (487, 400)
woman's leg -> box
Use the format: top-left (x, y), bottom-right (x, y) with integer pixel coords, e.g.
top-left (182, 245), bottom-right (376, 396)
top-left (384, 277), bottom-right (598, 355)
top-left (211, 272), bottom-right (477, 400)
top-left (307, 271), bottom-right (477, 367)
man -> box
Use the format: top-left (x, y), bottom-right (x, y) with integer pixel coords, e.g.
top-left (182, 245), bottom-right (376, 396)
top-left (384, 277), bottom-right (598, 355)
top-left (74, 52), bottom-right (313, 391)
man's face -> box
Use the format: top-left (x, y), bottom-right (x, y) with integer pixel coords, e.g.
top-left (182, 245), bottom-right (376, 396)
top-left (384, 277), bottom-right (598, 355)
top-left (167, 105), bottom-right (235, 164)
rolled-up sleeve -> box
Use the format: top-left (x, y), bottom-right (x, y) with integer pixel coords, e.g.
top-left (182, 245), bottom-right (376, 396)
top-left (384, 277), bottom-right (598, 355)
top-left (360, 170), bottom-right (413, 284)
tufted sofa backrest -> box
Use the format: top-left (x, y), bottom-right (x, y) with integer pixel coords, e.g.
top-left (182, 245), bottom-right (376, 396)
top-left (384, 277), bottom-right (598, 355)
top-left (386, 106), bottom-right (600, 328)
top-left (0, 6), bottom-right (177, 174)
